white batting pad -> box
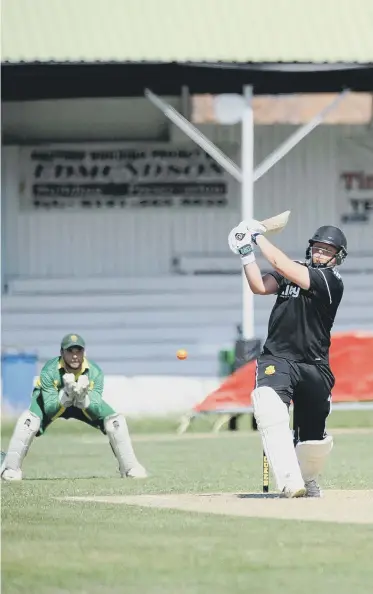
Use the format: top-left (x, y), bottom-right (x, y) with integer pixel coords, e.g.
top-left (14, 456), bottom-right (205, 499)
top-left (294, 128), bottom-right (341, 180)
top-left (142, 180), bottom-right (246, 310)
top-left (104, 413), bottom-right (144, 477)
top-left (252, 387), bottom-right (304, 494)
top-left (296, 435), bottom-right (333, 482)
top-left (1, 410), bottom-right (40, 477)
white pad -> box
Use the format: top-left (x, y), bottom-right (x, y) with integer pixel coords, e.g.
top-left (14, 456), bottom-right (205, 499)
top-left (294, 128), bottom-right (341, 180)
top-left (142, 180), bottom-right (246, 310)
top-left (296, 436), bottom-right (333, 482)
top-left (104, 413), bottom-right (144, 477)
top-left (1, 410), bottom-right (40, 477)
top-left (252, 387), bottom-right (304, 493)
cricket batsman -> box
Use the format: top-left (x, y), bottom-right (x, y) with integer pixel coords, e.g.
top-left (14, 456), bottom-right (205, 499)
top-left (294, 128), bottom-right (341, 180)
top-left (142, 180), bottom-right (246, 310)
top-left (1, 334), bottom-right (147, 481)
top-left (229, 220), bottom-right (347, 498)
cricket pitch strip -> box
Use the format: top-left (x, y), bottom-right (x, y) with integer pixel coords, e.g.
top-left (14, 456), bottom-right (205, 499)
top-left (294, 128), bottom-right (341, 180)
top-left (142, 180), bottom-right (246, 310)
top-left (61, 489), bottom-right (373, 525)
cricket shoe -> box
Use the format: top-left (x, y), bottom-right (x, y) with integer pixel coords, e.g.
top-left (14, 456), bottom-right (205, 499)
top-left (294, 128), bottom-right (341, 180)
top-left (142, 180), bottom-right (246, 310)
top-left (1, 468), bottom-right (23, 481)
top-left (124, 465), bottom-right (148, 479)
top-left (282, 483), bottom-right (306, 498)
top-left (305, 479), bottom-right (321, 497)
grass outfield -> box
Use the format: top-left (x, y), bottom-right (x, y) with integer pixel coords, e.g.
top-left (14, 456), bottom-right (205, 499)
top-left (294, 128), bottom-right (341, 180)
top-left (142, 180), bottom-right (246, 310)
top-left (1, 411), bottom-right (373, 594)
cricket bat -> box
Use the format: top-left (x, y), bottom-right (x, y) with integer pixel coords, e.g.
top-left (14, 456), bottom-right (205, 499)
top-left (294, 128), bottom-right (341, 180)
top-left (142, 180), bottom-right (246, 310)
top-left (259, 210), bottom-right (291, 235)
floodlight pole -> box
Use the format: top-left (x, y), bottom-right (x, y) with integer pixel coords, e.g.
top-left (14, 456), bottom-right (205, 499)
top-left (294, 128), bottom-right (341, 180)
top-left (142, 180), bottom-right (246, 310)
top-left (241, 86), bottom-right (255, 340)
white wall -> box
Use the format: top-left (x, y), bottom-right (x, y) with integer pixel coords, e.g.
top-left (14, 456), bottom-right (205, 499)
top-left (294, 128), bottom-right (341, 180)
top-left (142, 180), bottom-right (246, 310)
top-left (1, 374), bottom-right (221, 419)
top-left (2, 118), bottom-right (373, 282)
top-left (173, 122), bottom-right (373, 254)
top-left (1, 145), bottom-right (240, 280)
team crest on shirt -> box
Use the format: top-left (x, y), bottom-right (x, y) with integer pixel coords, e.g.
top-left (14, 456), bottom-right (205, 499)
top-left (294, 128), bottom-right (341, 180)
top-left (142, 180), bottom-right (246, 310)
top-left (264, 365), bottom-right (276, 375)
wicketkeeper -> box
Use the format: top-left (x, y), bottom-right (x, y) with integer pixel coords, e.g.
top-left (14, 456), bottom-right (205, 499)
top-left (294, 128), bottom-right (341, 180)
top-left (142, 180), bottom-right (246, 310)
top-left (229, 219), bottom-right (347, 498)
top-left (1, 333), bottom-right (147, 481)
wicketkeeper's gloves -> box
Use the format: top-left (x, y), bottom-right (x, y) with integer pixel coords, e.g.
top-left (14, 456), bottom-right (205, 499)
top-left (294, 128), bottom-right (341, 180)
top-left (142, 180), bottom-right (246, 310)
top-left (58, 373), bottom-right (77, 407)
top-left (73, 375), bottom-right (90, 409)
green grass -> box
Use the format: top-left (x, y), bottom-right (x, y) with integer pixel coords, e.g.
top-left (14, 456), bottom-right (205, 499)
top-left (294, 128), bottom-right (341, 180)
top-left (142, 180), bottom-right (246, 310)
top-left (2, 412), bottom-right (373, 594)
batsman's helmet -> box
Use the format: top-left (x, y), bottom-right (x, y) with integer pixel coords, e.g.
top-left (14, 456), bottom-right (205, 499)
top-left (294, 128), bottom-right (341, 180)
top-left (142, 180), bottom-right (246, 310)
top-left (306, 225), bottom-right (348, 267)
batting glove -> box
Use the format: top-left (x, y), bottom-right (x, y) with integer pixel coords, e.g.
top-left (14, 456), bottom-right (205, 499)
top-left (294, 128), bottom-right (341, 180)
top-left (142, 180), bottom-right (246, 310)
top-left (242, 217), bottom-right (266, 234)
top-left (242, 218), bottom-right (266, 244)
top-left (228, 222), bottom-right (256, 265)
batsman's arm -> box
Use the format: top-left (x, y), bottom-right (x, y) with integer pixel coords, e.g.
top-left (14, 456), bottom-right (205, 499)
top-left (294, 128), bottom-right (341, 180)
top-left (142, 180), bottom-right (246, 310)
top-left (255, 235), bottom-right (310, 290)
top-left (243, 261), bottom-right (280, 295)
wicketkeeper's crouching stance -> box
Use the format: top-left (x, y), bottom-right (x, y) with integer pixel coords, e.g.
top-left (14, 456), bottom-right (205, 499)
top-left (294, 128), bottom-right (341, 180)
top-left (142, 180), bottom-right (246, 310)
top-left (229, 219), bottom-right (348, 498)
top-left (1, 334), bottom-right (147, 481)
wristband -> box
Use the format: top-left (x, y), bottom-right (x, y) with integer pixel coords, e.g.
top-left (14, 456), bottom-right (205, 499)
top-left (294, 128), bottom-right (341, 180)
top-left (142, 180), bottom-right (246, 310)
top-left (241, 252), bottom-right (256, 265)
top-left (238, 243), bottom-right (256, 265)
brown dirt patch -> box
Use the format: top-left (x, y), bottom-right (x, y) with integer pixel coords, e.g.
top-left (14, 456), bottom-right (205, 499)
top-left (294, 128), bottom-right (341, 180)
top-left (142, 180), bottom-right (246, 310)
top-left (62, 489), bottom-right (373, 525)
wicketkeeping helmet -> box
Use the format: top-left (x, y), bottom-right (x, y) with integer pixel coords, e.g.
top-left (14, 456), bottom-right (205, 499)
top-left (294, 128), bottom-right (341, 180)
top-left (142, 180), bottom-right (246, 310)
top-left (306, 225), bottom-right (348, 267)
